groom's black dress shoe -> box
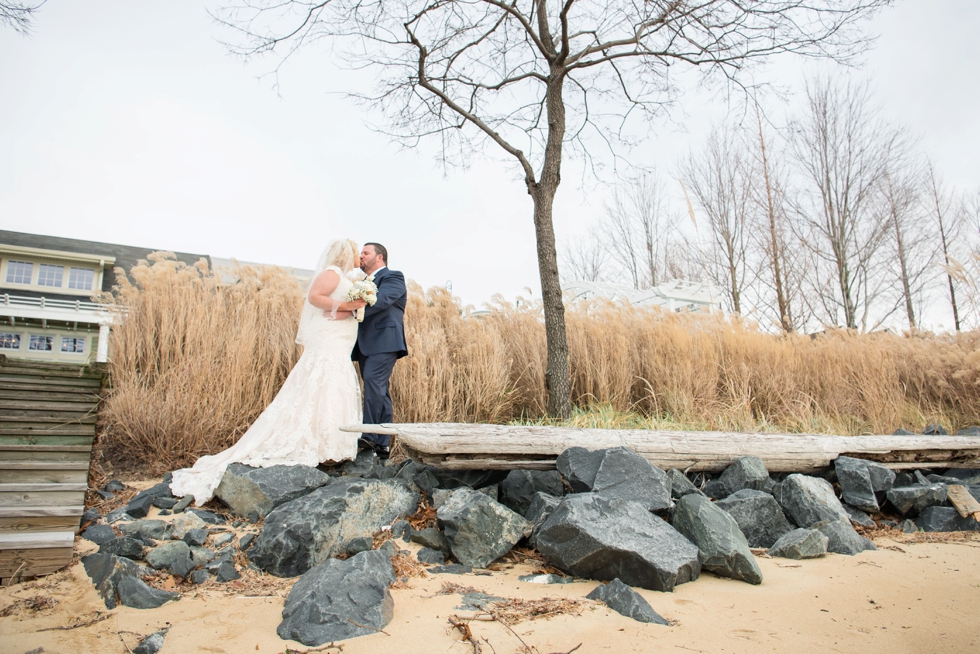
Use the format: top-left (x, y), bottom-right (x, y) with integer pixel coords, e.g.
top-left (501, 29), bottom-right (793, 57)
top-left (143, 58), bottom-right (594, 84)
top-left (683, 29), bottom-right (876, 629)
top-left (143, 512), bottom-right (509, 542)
top-left (357, 437), bottom-right (376, 452)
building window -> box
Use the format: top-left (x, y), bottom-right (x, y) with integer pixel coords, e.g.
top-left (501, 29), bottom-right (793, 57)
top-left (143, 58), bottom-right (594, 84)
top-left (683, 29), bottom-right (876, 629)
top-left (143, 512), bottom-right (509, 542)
top-left (37, 264), bottom-right (65, 287)
top-left (68, 267), bottom-right (95, 291)
top-left (61, 337), bottom-right (86, 353)
top-left (0, 333), bottom-right (20, 349)
top-left (29, 335), bottom-right (54, 351)
top-left (5, 260), bottom-right (33, 284)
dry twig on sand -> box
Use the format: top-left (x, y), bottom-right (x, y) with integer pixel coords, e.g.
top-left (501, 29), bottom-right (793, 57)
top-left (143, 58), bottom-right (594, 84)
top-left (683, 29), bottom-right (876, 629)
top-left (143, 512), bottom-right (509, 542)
top-left (487, 597), bottom-right (592, 626)
top-left (281, 643), bottom-right (344, 654)
top-left (449, 615), bottom-right (482, 654)
top-left (36, 611), bottom-right (109, 631)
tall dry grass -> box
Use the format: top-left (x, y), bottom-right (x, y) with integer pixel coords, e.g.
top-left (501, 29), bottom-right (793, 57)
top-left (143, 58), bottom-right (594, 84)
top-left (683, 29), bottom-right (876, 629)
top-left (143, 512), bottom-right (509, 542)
top-left (99, 254), bottom-right (980, 472)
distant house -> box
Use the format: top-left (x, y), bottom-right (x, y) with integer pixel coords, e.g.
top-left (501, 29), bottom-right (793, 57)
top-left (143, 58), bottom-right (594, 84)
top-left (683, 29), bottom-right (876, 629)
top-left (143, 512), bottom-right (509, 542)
top-left (0, 230), bottom-right (208, 364)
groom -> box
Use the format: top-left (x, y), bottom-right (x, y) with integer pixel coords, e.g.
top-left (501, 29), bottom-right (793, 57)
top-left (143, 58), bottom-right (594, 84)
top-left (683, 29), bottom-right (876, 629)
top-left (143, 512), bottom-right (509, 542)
top-left (352, 242), bottom-right (408, 458)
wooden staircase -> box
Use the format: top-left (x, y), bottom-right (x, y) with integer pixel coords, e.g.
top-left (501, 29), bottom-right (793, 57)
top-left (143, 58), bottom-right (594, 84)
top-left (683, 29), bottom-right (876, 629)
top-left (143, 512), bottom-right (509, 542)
top-left (0, 354), bottom-right (104, 581)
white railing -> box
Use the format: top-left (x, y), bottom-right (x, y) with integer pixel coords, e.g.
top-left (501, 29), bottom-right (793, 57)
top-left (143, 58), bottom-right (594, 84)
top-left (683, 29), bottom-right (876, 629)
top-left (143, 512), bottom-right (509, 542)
top-left (1, 293), bottom-right (110, 313)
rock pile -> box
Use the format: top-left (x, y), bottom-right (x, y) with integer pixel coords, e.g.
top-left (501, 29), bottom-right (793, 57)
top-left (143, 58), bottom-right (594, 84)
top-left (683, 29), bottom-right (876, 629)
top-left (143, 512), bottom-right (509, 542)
top-left (80, 437), bottom-right (980, 647)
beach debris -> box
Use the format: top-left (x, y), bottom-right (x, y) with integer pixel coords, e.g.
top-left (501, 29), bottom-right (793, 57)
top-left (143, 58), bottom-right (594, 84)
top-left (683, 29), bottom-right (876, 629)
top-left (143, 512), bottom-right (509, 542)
top-left (437, 488), bottom-right (532, 568)
top-left (248, 479), bottom-right (418, 577)
top-left (132, 627), bottom-right (170, 654)
top-left (946, 484), bottom-right (980, 519)
top-left (886, 484), bottom-right (948, 516)
top-left (671, 494), bottom-right (763, 584)
top-left (812, 520), bottom-right (877, 555)
top-left (915, 506), bottom-right (980, 532)
top-left (448, 615), bottom-right (482, 654)
top-left (834, 456), bottom-right (895, 512)
top-left (767, 528), bottom-right (829, 559)
top-left (518, 573), bottom-right (573, 585)
top-left (715, 489), bottom-right (794, 548)
top-left (277, 550), bottom-right (395, 646)
top-left (773, 474), bottom-right (849, 527)
top-left (535, 493), bottom-right (700, 592)
top-left (499, 470), bottom-right (565, 516)
top-left (215, 463), bottom-right (330, 521)
top-left (586, 578), bottom-right (668, 624)
top-left (716, 456), bottom-right (770, 499)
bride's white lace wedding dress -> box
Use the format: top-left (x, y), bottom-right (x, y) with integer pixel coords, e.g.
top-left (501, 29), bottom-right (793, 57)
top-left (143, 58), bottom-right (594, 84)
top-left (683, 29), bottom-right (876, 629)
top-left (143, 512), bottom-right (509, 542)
top-left (169, 266), bottom-right (361, 504)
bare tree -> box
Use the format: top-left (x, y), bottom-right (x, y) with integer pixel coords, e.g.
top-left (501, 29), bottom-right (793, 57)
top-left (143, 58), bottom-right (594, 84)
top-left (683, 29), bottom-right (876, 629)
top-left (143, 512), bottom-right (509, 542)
top-left (681, 125), bottom-right (753, 314)
top-left (598, 171), bottom-right (680, 290)
top-left (559, 232), bottom-right (608, 283)
top-left (878, 165), bottom-right (933, 330)
top-left (745, 104), bottom-right (801, 332)
top-left (925, 162), bottom-right (966, 331)
top-left (219, 0), bottom-right (890, 416)
top-left (791, 77), bottom-right (904, 330)
top-left (0, 1), bottom-right (44, 35)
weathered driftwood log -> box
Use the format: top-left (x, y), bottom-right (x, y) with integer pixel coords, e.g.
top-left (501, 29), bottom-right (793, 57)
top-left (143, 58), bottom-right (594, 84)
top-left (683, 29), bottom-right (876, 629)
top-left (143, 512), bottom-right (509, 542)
top-left (340, 423), bottom-right (980, 473)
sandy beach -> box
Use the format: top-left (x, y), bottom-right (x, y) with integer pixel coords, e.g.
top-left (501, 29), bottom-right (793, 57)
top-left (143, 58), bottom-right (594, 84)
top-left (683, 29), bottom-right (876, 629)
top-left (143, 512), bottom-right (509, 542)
top-left (2, 524), bottom-right (978, 654)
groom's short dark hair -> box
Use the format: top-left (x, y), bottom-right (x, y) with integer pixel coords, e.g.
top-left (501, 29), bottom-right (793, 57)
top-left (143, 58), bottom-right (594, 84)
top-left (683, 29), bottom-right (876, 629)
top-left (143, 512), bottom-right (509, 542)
top-left (366, 242), bottom-right (388, 264)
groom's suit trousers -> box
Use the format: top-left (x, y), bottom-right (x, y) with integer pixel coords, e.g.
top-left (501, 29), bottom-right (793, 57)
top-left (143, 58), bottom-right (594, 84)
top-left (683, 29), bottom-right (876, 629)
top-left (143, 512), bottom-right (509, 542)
top-left (356, 351), bottom-right (398, 448)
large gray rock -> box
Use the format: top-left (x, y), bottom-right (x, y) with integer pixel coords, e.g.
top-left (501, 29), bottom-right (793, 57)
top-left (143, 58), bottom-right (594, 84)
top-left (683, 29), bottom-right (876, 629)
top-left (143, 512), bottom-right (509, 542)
top-left (169, 511), bottom-right (207, 539)
top-left (586, 578), bottom-right (668, 625)
top-left (82, 524), bottom-right (116, 546)
top-left (556, 447), bottom-right (604, 492)
top-left (813, 520), bottom-right (876, 555)
top-left (525, 492), bottom-right (561, 549)
top-left (117, 576), bottom-right (180, 609)
top-left (249, 479), bottom-right (418, 577)
top-left (671, 494), bottom-right (763, 585)
top-left (98, 536), bottom-right (144, 560)
top-left (215, 463), bottom-right (330, 521)
top-left (118, 519), bottom-right (170, 540)
top-left (715, 489), bottom-right (793, 548)
top-left (499, 469), bottom-right (564, 517)
top-left (535, 494), bottom-right (700, 592)
top-left (146, 541), bottom-right (192, 570)
top-left (132, 629), bottom-right (169, 654)
top-left (915, 506), bottom-right (980, 532)
top-left (81, 553), bottom-right (150, 609)
top-left (277, 550), bottom-right (396, 646)
top-left (834, 456), bottom-right (895, 512)
top-left (886, 484), bottom-right (948, 516)
top-left (767, 529), bottom-right (828, 559)
top-left (667, 469), bottom-right (704, 499)
top-left (773, 474), bottom-right (848, 527)
top-left (842, 504), bottom-right (876, 529)
top-left (590, 447), bottom-right (671, 512)
top-left (437, 488), bottom-right (532, 568)
top-left (410, 527), bottom-right (450, 553)
top-left (718, 457), bottom-right (770, 498)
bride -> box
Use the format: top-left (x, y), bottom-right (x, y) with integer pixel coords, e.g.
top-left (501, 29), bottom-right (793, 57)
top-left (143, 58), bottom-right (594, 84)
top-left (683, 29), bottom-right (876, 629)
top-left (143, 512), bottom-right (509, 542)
top-left (170, 239), bottom-right (368, 505)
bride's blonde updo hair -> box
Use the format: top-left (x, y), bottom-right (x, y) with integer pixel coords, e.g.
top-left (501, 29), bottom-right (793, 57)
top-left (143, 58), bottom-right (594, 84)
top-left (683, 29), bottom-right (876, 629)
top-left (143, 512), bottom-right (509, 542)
top-left (320, 239), bottom-right (359, 273)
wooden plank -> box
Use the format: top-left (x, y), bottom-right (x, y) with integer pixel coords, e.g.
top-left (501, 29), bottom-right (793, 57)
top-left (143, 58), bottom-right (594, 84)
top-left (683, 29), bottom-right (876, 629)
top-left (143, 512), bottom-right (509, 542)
top-left (0, 425), bottom-right (96, 436)
top-left (0, 389), bottom-right (101, 403)
top-left (0, 547), bottom-right (74, 576)
top-left (0, 506), bottom-right (84, 517)
top-left (0, 515), bottom-right (80, 534)
top-left (0, 436), bottom-right (95, 448)
top-left (0, 462), bottom-right (90, 470)
top-left (0, 469), bottom-right (89, 484)
top-left (0, 399), bottom-right (100, 412)
top-left (0, 531), bottom-right (75, 550)
top-left (0, 410), bottom-right (98, 423)
top-left (0, 372), bottom-right (102, 387)
top-left (358, 423), bottom-right (980, 472)
top-left (0, 355), bottom-right (104, 374)
top-left (0, 363), bottom-right (104, 379)
top-left (0, 381), bottom-right (103, 393)
top-left (0, 484), bottom-right (88, 492)
top-left (0, 490), bottom-right (86, 508)
top-left (0, 448), bottom-right (91, 462)
top-left (947, 485), bottom-right (980, 521)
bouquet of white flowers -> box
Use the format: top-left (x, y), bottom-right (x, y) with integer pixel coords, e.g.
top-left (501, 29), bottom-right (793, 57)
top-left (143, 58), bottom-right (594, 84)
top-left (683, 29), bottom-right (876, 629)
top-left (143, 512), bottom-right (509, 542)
top-left (347, 276), bottom-right (378, 322)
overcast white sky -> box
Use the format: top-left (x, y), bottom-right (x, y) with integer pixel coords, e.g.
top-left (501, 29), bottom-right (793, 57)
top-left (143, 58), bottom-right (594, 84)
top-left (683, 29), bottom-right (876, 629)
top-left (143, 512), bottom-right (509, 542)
top-left (1, 1), bottom-right (977, 310)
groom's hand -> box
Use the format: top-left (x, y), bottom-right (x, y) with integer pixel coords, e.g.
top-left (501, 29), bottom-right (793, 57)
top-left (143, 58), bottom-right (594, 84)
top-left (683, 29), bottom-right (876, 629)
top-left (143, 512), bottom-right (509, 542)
top-left (338, 299), bottom-right (367, 312)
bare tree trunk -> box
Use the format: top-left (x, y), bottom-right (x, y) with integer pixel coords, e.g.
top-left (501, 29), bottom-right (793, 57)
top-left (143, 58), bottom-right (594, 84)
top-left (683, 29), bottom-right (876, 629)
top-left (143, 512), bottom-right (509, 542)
top-left (927, 164), bottom-right (963, 332)
top-left (528, 72), bottom-right (571, 419)
top-left (755, 110), bottom-right (793, 332)
top-left (895, 224), bottom-right (916, 329)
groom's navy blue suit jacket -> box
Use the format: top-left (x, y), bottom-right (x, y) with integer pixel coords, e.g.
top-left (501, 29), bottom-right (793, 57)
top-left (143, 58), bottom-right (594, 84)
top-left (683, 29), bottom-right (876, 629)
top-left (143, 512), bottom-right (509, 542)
top-left (352, 267), bottom-right (408, 359)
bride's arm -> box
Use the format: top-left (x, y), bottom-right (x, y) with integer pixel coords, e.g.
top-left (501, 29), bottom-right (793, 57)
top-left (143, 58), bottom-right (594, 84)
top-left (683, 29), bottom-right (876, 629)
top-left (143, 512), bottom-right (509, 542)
top-left (308, 270), bottom-right (364, 319)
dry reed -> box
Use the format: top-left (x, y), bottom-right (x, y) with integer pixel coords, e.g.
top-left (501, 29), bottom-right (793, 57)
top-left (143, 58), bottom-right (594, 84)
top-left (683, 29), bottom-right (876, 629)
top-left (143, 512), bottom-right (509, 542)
top-left (99, 254), bottom-right (980, 471)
